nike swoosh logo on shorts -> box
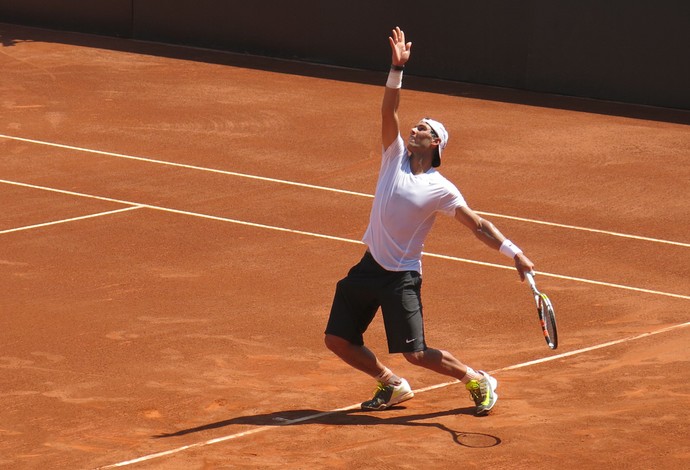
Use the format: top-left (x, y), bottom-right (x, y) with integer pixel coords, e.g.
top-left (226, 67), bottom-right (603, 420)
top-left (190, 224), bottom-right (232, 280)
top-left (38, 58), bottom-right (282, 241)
top-left (405, 338), bottom-right (415, 343)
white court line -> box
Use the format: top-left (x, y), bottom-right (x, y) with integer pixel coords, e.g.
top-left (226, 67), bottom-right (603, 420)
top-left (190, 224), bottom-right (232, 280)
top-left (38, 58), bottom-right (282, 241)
top-left (425, 252), bottom-right (690, 300)
top-left (2, 178), bottom-right (689, 301)
top-left (0, 133), bottom-right (370, 198)
top-left (0, 206), bottom-right (143, 234)
top-left (477, 211), bottom-right (690, 248)
top-left (1, 133), bottom-right (688, 248)
top-left (96, 319), bottom-right (690, 469)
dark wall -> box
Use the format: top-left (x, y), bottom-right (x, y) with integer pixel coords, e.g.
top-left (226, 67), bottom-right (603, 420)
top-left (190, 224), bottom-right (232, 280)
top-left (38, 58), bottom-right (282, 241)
top-left (0, 0), bottom-right (131, 37)
top-left (526, 1), bottom-right (690, 110)
top-left (1, 0), bottom-right (688, 110)
top-left (130, 1), bottom-right (533, 88)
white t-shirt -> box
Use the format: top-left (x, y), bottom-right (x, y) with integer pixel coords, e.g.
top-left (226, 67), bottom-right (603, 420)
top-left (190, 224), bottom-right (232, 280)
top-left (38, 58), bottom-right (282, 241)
top-left (362, 134), bottom-right (466, 273)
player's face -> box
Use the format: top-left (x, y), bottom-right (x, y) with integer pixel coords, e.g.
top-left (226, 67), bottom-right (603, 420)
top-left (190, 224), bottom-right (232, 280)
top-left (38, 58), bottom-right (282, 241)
top-left (407, 121), bottom-right (437, 152)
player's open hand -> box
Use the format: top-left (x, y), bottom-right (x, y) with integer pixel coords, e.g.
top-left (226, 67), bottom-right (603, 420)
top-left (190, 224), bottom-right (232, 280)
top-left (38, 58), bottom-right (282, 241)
top-left (389, 27), bottom-right (411, 66)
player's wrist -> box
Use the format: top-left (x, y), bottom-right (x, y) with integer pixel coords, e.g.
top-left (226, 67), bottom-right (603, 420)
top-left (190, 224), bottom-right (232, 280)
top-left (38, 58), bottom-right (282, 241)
top-left (386, 66), bottom-right (403, 89)
top-left (499, 239), bottom-right (523, 259)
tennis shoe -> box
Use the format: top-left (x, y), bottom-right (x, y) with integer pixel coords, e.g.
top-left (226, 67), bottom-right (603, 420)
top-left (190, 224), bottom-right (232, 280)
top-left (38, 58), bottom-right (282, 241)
top-left (465, 371), bottom-right (498, 416)
top-left (361, 378), bottom-right (414, 410)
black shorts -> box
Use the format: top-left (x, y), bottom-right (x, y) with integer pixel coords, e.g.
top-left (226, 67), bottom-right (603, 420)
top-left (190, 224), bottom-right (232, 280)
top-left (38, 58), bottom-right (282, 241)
top-left (325, 251), bottom-right (426, 353)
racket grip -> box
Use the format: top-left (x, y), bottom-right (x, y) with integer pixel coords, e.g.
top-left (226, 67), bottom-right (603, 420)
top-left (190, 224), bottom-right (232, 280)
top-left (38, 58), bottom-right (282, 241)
top-left (525, 271), bottom-right (537, 289)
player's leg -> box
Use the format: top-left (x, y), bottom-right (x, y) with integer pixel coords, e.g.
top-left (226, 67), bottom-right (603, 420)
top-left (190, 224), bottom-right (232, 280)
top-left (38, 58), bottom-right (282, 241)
top-left (323, 334), bottom-right (383, 377)
top-left (403, 348), bottom-right (498, 415)
top-left (402, 347), bottom-right (470, 379)
top-left (324, 333), bottom-right (413, 410)
top-left (324, 254), bottom-right (412, 409)
top-left (379, 270), bottom-right (498, 415)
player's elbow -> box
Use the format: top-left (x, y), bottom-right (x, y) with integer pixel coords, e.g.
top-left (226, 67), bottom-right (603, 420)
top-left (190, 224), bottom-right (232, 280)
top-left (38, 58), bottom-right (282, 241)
top-left (476, 218), bottom-right (496, 237)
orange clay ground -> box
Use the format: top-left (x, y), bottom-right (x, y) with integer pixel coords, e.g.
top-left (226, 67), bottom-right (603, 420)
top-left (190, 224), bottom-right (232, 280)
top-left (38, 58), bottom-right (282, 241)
top-left (1, 24), bottom-right (689, 469)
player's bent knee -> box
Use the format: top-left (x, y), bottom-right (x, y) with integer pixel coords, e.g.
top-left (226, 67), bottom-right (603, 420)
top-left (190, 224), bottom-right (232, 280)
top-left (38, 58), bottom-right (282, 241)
top-left (403, 351), bottom-right (425, 365)
top-left (324, 334), bottom-right (349, 353)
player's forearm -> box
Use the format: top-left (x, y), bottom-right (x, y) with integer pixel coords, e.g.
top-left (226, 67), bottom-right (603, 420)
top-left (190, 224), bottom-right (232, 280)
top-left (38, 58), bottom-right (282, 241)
top-left (382, 86), bottom-right (400, 117)
top-left (477, 218), bottom-right (533, 276)
top-left (381, 72), bottom-right (402, 148)
top-left (474, 218), bottom-right (504, 250)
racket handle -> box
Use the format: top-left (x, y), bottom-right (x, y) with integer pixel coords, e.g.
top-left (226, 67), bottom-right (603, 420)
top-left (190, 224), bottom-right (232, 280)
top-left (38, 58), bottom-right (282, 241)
top-left (525, 271), bottom-right (537, 290)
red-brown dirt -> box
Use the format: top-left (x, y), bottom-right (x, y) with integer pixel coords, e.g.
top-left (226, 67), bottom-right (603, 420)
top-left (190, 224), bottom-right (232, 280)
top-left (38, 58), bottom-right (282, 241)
top-left (1, 24), bottom-right (689, 470)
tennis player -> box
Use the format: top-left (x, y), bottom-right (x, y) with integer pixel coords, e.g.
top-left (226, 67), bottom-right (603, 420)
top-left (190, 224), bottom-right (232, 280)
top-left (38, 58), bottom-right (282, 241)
top-left (324, 27), bottom-right (534, 415)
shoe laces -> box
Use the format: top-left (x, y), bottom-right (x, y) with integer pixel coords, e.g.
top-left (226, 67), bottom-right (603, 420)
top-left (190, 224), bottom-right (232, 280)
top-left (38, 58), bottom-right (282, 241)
top-left (466, 380), bottom-right (483, 405)
top-left (371, 382), bottom-right (391, 398)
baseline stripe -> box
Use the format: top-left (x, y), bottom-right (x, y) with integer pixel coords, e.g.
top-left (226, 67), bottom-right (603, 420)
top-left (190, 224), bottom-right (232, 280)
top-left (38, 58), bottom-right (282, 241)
top-left (1, 133), bottom-right (687, 248)
top-left (496, 321), bottom-right (690, 371)
top-left (2, 178), bottom-right (688, 300)
top-left (96, 320), bottom-right (690, 469)
top-left (414, 320), bottom-right (690, 395)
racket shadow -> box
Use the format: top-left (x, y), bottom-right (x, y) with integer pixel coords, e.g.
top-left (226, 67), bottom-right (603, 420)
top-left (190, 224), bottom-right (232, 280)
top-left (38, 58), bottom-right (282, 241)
top-left (153, 407), bottom-right (501, 448)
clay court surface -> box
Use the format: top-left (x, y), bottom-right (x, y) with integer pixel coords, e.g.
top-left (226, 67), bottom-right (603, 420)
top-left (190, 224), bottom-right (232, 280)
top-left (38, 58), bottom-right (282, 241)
top-left (1, 24), bottom-right (689, 469)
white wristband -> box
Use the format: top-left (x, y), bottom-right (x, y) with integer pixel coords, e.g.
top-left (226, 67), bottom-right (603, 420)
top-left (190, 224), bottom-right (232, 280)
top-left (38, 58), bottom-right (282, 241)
top-left (499, 239), bottom-right (523, 259)
top-left (386, 69), bottom-right (403, 89)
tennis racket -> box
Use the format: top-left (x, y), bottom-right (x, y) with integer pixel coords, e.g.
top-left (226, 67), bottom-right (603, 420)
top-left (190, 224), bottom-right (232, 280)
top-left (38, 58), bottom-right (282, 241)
top-left (524, 271), bottom-right (558, 349)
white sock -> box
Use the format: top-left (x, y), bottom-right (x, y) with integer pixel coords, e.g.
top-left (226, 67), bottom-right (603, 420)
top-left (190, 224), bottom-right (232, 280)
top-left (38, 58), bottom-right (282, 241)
top-left (461, 367), bottom-right (483, 384)
top-left (375, 367), bottom-right (402, 386)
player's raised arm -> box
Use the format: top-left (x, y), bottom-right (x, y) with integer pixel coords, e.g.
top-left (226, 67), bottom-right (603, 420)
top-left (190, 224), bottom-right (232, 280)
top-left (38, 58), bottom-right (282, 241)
top-left (382, 27), bottom-right (411, 150)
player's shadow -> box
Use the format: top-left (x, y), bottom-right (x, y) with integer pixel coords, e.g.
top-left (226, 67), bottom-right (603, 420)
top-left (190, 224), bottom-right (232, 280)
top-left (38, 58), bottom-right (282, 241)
top-left (153, 406), bottom-right (501, 448)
